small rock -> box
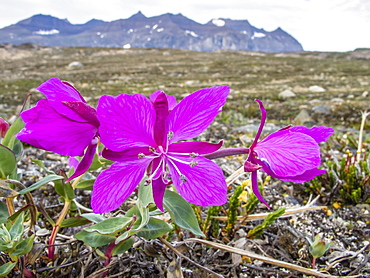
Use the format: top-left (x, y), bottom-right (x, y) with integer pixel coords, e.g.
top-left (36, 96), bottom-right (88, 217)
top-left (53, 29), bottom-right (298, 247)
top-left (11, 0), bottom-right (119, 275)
top-left (331, 97), bottom-right (344, 103)
top-left (312, 105), bottom-right (330, 115)
top-left (362, 91), bottom-right (369, 97)
top-left (67, 61), bottom-right (83, 69)
top-left (293, 109), bottom-right (314, 125)
top-left (278, 89), bottom-right (296, 98)
top-left (309, 99), bottom-right (321, 105)
top-left (309, 85), bottom-right (326, 92)
top-left (36, 228), bottom-right (50, 237)
top-left (184, 80), bottom-right (199, 86)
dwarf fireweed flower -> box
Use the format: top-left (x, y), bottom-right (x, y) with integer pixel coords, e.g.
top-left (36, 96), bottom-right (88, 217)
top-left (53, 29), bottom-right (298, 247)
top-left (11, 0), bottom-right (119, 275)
top-left (0, 117), bottom-right (9, 138)
top-left (16, 78), bottom-right (99, 180)
top-left (91, 86), bottom-right (230, 213)
top-left (244, 99), bottom-right (334, 208)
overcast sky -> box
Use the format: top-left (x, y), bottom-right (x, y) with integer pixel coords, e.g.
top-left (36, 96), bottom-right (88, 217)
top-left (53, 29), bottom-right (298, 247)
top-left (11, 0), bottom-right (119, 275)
top-left (0, 0), bottom-right (369, 52)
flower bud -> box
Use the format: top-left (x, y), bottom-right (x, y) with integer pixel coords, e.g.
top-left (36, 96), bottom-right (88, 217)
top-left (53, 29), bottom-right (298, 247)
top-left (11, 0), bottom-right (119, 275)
top-left (0, 117), bottom-right (9, 138)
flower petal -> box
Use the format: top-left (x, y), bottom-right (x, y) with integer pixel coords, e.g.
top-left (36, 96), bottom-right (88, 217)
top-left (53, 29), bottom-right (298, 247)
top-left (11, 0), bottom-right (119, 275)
top-left (67, 143), bottom-right (97, 182)
top-left (97, 94), bottom-right (156, 151)
top-left (279, 168), bottom-right (326, 183)
top-left (17, 99), bottom-right (97, 156)
top-left (251, 171), bottom-right (270, 208)
top-left (254, 129), bottom-right (321, 177)
top-left (150, 90), bottom-right (177, 110)
top-left (152, 92), bottom-right (169, 146)
top-left (102, 146), bottom-right (152, 162)
top-left (166, 86), bottom-right (229, 143)
top-left (167, 155), bottom-right (227, 206)
top-left (152, 178), bottom-right (167, 212)
top-left (91, 158), bottom-right (152, 213)
top-left (289, 126), bottom-right (335, 143)
top-left (62, 101), bottom-right (99, 127)
top-left (37, 78), bottom-right (89, 122)
top-left (168, 140), bottom-right (223, 155)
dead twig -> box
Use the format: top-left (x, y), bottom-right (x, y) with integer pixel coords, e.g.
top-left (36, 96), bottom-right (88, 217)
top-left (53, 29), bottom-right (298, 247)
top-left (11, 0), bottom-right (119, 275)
top-left (86, 258), bottom-right (118, 278)
top-left (186, 238), bottom-right (361, 278)
top-left (158, 237), bottom-right (224, 278)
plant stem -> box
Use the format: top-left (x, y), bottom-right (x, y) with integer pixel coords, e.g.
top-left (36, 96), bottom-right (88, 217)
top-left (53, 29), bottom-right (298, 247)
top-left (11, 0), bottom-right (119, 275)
top-left (48, 199), bottom-right (71, 259)
top-left (6, 197), bottom-right (15, 216)
top-left (312, 257), bottom-right (317, 269)
top-left (48, 174), bottom-right (82, 259)
top-left (102, 241), bottom-right (116, 277)
top-left (357, 111), bottom-right (369, 161)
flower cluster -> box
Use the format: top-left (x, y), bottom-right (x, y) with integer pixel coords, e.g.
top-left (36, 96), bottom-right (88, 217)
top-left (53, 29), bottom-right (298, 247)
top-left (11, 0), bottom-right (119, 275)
top-left (16, 78), bottom-right (334, 213)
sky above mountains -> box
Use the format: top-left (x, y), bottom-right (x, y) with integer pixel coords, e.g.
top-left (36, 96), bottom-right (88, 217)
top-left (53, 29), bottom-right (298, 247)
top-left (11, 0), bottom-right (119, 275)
top-left (0, 0), bottom-right (369, 52)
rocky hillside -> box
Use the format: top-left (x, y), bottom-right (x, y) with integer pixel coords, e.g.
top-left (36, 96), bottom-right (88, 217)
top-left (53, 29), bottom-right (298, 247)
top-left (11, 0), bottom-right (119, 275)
top-left (0, 13), bottom-right (303, 52)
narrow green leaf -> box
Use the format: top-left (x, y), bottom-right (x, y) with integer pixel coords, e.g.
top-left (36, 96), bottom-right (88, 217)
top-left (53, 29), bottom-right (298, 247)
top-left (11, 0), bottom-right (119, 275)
top-left (81, 213), bottom-right (106, 223)
top-left (75, 230), bottom-right (115, 247)
top-left (84, 217), bottom-right (133, 235)
top-left (0, 261), bottom-right (16, 276)
top-left (0, 144), bottom-right (16, 179)
top-left (163, 191), bottom-right (204, 237)
top-left (137, 217), bottom-right (173, 239)
top-left (18, 175), bottom-right (64, 194)
top-left (9, 212), bottom-right (24, 241)
top-left (0, 202), bottom-right (9, 224)
top-left (75, 179), bottom-right (95, 190)
top-left (32, 159), bottom-right (55, 174)
top-left (112, 237), bottom-right (134, 256)
top-left (12, 234), bottom-right (35, 256)
top-left (60, 216), bottom-right (91, 228)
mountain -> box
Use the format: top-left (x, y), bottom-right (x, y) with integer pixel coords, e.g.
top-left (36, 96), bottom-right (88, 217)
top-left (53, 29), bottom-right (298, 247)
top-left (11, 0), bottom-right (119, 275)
top-left (0, 13), bottom-right (303, 52)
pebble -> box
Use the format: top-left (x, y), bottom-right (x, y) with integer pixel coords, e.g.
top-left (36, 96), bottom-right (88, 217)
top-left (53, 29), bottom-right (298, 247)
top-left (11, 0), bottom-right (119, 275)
top-left (278, 89), bottom-right (296, 98)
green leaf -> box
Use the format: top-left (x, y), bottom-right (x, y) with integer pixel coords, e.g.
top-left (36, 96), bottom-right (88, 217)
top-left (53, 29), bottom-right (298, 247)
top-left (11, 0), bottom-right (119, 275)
top-left (75, 179), bottom-right (95, 190)
top-left (9, 212), bottom-right (24, 241)
top-left (163, 191), bottom-right (204, 237)
top-left (18, 175), bottom-right (64, 194)
top-left (115, 204), bottom-right (150, 244)
top-left (53, 179), bottom-right (65, 197)
top-left (0, 261), bottom-right (16, 276)
top-left (138, 178), bottom-right (154, 207)
top-left (137, 217), bottom-right (173, 239)
top-left (60, 216), bottom-right (91, 228)
top-left (112, 237), bottom-right (134, 256)
top-left (0, 202), bottom-right (9, 224)
top-left (75, 230), bottom-right (115, 248)
top-left (12, 141), bottom-right (23, 161)
top-left (64, 183), bottom-right (75, 200)
top-left (84, 217), bottom-right (133, 235)
top-left (88, 153), bottom-right (104, 171)
top-left (0, 144), bottom-right (16, 179)
top-left (12, 234), bottom-right (35, 256)
top-left (32, 159), bottom-right (55, 174)
top-left (2, 116), bottom-right (24, 149)
top-left (81, 213), bottom-right (106, 223)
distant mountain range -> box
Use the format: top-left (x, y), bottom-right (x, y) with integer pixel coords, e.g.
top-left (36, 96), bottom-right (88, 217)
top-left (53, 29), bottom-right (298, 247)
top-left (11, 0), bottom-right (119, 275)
top-left (0, 13), bottom-right (303, 52)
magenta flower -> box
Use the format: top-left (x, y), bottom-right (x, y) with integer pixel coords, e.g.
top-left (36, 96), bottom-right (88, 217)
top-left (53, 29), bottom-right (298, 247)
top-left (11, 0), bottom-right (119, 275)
top-left (245, 100), bottom-right (334, 208)
top-left (91, 86), bottom-right (230, 213)
top-left (16, 78), bottom-right (99, 180)
top-left (0, 117), bottom-right (9, 138)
